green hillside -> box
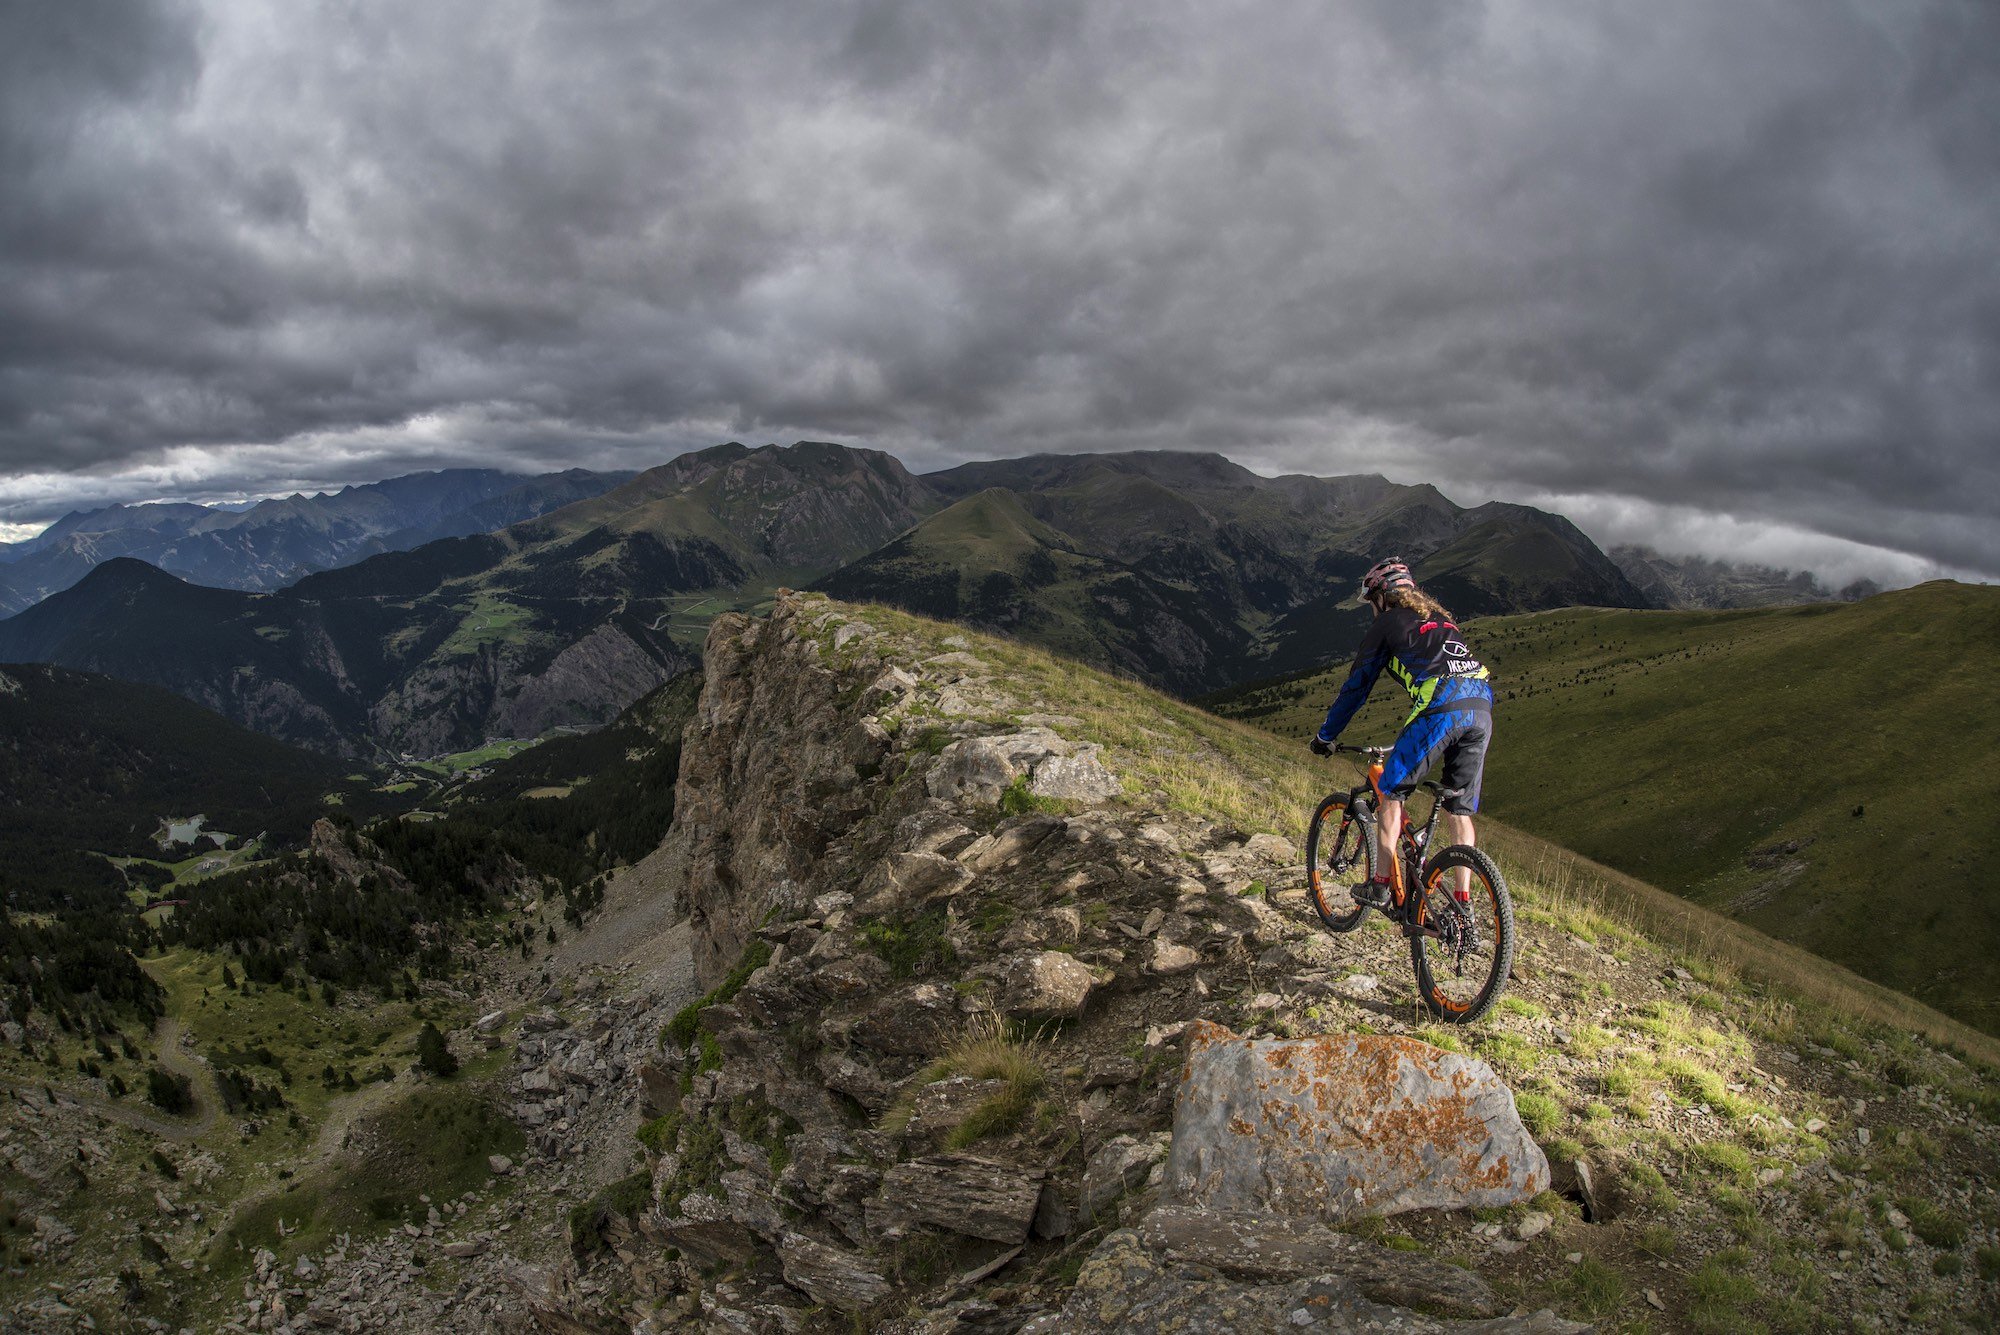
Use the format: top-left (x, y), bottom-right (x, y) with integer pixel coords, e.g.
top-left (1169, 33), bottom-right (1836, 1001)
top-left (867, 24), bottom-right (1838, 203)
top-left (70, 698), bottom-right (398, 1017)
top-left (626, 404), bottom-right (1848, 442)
top-left (1204, 581), bottom-right (2000, 1033)
top-left (815, 489), bottom-right (1254, 693)
top-left (825, 453), bottom-right (1650, 695)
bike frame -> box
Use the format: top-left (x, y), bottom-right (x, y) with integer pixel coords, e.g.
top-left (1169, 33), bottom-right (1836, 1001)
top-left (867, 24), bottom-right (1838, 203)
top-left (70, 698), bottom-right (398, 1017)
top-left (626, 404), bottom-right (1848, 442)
top-left (1326, 767), bottom-right (1449, 929)
top-left (1301, 743), bottom-right (1514, 1023)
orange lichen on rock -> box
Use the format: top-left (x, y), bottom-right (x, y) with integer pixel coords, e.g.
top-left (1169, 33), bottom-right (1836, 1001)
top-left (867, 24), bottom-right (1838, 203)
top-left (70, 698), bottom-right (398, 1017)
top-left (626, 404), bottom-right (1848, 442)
top-left (1164, 1020), bottom-right (1549, 1221)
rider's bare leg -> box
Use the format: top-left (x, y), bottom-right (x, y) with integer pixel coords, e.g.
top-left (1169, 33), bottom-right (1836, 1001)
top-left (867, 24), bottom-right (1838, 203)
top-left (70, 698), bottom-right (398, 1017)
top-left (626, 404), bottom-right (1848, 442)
top-left (1377, 799), bottom-right (1404, 892)
top-left (1447, 812), bottom-right (1475, 898)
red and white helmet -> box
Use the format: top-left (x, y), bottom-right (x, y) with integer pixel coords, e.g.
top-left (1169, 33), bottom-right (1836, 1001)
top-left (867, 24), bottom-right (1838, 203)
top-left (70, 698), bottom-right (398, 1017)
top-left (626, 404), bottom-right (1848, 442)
top-left (1361, 557), bottom-right (1414, 601)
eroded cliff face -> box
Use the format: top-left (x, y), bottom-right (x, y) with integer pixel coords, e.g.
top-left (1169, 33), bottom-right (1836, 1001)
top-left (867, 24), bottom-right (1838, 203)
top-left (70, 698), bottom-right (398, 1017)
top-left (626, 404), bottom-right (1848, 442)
top-left (659, 604), bottom-right (893, 989)
top-left (544, 592), bottom-right (1563, 1334)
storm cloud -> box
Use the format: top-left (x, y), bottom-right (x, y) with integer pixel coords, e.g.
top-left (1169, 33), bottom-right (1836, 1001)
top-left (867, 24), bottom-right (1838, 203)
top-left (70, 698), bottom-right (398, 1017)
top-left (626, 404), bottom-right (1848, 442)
top-left (2, 0), bottom-right (1996, 580)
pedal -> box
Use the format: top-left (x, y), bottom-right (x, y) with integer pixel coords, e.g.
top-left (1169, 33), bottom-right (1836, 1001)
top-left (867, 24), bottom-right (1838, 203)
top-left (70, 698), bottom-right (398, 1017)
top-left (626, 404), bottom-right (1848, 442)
top-left (1350, 880), bottom-right (1392, 909)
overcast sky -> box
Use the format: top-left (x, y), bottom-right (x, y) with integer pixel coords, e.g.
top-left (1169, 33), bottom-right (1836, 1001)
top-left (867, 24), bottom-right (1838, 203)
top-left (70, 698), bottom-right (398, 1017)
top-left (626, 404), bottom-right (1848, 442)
top-left (3, 1), bottom-right (1995, 585)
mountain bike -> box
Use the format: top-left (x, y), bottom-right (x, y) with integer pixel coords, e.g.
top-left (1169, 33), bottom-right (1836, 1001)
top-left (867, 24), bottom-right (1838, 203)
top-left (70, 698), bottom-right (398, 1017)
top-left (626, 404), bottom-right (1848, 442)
top-left (1275, 743), bottom-right (1515, 1023)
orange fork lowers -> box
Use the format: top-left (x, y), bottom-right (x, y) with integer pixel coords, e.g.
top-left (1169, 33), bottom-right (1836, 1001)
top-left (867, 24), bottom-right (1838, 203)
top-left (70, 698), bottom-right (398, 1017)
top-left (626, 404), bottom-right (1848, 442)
top-left (1367, 759), bottom-right (1405, 906)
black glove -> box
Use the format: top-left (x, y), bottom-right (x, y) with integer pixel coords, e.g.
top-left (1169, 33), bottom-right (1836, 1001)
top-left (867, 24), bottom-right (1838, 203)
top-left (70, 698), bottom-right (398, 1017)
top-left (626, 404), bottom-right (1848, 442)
top-left (1309, 736), bottom-right (1333, 757)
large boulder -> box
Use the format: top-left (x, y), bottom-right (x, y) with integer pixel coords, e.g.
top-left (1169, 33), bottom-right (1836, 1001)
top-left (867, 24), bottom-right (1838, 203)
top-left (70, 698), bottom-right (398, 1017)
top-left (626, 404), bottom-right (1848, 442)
top-left (1166, 1021), bottom-right (1549, 1221)
top-left (1027, 746), bottom-right (1120, 801)
top-left (776, 1232), bottom-right (892, 1312)
top-left (1080, 1135), bottom-right (1165, 1223)
top-left (927, 730), bottom-right (1067, 805)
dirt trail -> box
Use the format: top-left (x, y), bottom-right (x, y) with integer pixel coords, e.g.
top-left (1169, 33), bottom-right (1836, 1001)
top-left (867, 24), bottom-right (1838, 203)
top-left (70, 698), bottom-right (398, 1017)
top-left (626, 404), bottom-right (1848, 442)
top-left (0, 1017), bottom-right (218, 1142)
top-left (218, 1070), bottom-right (411, 1234)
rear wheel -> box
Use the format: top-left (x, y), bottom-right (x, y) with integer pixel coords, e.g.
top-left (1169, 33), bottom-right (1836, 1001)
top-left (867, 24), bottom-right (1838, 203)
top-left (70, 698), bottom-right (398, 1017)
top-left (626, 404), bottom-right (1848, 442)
top-left (1409, 845), bottom-right (1513, 1022)
top-left (1304, 795), bottom-right (1376, 934)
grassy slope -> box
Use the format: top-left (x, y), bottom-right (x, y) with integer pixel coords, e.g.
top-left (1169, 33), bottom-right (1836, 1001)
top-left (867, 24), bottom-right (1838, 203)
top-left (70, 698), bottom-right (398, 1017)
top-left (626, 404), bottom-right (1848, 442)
top-left (1202, 581), bottom-right (2000, 1033)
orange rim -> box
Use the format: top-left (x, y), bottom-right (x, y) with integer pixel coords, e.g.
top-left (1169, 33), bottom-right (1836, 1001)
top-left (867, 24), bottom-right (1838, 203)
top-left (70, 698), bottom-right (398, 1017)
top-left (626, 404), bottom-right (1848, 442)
top-left (1308, 799), bottom-right (1340, 918)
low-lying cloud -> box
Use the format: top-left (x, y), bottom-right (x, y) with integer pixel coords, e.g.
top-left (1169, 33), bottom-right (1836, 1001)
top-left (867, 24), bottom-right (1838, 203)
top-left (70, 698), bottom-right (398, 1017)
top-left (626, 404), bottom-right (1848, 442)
top-left (2, 0), bottom-right (1996, 586)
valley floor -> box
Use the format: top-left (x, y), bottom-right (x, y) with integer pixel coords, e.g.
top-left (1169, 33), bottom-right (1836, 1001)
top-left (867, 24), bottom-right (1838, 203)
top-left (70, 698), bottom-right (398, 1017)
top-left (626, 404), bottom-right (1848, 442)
top-left (0, 836), bottom-right (699, 1333)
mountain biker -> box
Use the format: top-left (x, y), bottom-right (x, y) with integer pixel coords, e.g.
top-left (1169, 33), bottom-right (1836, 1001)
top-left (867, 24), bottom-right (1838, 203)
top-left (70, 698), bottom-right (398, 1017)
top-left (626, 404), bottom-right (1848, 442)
top-left (1308, 558), bottom-right (1493, 919)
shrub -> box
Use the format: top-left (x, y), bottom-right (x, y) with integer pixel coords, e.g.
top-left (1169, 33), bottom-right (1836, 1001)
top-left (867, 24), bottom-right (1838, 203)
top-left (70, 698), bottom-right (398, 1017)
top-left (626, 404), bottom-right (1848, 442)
top-left (661, 939), bottom-right (773, 1049)
top-left (146, 1067), bottom-right (192, 1115)
top-left (636, 1113), bottom-right (679, 1156)
top-left (414, 1022), bottom-right (458, 1079)
top-left (567, 1170), bottom-right (653, 1259)
top-left (1899, 1198), bottom-right (1967, 1250)
top-left (861, 906), bottom-right (958, 980)
top-left (999, 777), bottom-right (1064, 817)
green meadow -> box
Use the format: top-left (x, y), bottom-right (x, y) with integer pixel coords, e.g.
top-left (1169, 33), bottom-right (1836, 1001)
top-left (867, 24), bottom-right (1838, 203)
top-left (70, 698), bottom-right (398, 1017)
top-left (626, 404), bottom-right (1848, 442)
top-left (1206, 581), bottom-right (2000, 1033)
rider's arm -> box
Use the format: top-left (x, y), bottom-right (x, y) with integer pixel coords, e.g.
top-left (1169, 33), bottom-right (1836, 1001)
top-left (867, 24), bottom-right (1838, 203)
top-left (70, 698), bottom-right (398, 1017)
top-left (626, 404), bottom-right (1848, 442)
top-left (1316, 630), bottom-right (1390, 743)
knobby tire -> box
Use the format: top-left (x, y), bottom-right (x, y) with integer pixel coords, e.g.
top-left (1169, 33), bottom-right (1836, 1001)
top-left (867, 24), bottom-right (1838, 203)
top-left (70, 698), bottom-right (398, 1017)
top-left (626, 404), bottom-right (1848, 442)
top-left (1304, 794), bottom-right (1375, 934)
top-left (1408, 844), bottom-right (1514, 1023)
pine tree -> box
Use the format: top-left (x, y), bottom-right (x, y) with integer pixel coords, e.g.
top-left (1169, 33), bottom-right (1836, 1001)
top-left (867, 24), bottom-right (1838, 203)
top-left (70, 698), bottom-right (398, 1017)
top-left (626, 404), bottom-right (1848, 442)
top-left (414, 1022), bottom-right (458, 1078)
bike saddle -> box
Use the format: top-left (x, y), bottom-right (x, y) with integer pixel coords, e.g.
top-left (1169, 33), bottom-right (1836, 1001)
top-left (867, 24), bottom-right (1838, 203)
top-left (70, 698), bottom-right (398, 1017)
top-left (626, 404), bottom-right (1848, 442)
top-left (1422, 782), bottom-right (1467, 800)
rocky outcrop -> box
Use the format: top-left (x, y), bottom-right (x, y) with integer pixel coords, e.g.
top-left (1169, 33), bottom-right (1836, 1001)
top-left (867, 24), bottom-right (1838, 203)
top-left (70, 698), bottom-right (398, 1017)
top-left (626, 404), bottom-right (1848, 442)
top-left (549, 594), bottom-right (1578, 1332)
top-left (656, 604), bottom-right (898, 987)
top-left (1167, 1021), bottom-right (1550, 1221)
top-left (927, 729), bottom-right (1120, 805)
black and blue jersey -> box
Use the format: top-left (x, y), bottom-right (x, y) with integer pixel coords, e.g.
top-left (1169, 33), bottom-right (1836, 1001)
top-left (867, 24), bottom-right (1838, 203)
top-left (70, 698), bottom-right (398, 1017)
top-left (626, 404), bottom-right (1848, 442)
top-left (1315, 608), bottom-right (1493, 743)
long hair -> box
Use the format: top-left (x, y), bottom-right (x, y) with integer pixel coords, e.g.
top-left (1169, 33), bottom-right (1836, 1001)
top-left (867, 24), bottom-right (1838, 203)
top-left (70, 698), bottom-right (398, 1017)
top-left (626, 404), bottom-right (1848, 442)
top-left (1379, 584), bottom-right (1455, 623)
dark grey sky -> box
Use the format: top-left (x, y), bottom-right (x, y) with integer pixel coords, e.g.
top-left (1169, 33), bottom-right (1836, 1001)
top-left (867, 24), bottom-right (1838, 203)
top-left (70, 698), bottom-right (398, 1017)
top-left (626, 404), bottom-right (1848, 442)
top-left (3, 0), bottom-right (1996, 585)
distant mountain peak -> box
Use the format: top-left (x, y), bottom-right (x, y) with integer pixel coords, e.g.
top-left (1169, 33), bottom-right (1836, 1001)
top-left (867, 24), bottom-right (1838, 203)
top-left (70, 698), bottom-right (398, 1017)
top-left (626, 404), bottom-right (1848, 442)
top-left (74, 555), bottom-right (181, 589)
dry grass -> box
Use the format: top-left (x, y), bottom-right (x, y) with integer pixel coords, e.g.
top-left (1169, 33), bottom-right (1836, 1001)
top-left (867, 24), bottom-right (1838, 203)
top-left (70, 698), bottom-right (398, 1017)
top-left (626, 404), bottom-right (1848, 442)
top-left (880, 1016), bottom-right (1048, 1148)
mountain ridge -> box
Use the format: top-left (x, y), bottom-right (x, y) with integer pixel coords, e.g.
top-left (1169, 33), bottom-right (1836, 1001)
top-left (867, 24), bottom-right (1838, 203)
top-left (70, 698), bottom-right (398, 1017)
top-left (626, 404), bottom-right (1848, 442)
top-left (2, 444), bottom-right (1652, 755)
top-left (0, 467), bottom-right (633, 616)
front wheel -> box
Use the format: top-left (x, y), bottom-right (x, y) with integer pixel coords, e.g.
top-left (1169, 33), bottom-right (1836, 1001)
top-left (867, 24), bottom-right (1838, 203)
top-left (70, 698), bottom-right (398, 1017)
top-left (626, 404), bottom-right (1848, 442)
top-left (1409, 845), bottom-right (1514, 1023)
top-left (1304, 795), bottom-right (1376, 934)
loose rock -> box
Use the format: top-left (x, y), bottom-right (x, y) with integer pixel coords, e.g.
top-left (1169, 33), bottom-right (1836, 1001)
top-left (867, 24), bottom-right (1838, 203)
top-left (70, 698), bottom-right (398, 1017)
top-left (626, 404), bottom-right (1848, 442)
top-left (1166, 1021), bottom-right (1549, 1221)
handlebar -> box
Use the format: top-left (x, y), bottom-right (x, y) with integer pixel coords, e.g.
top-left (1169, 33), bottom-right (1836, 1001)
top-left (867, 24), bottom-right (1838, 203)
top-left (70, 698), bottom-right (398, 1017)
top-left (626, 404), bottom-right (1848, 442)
top-left (1335, 743), bottom-right (1393, 759)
